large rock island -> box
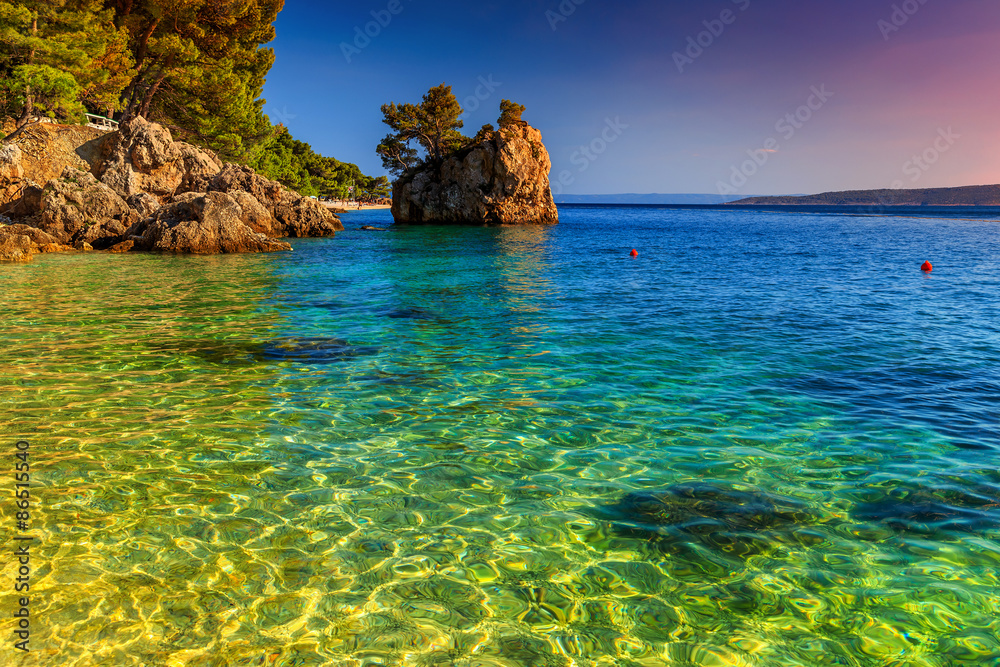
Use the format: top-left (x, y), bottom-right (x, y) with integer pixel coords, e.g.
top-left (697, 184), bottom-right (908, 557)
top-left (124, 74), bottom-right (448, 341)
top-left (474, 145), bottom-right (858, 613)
top-left (392, 122), bottom-right (558, 226)
top-left (0, 117), bottom-right (342, 261)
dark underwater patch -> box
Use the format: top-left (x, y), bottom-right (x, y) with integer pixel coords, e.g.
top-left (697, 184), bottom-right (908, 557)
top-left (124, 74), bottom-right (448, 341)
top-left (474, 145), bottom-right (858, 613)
top-left (848, 479), bottom-right (1000, 537)
top-left (380, 305), bottom-right (438, 320)
top-left (156, 337), bottom-right (380, 366)
top-left (591, 482), bottom-right (820, 558)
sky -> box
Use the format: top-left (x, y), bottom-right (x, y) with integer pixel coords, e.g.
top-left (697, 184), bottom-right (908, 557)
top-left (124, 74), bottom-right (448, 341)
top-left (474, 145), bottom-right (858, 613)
top-left (261, 0), bottom-right (1000, 196)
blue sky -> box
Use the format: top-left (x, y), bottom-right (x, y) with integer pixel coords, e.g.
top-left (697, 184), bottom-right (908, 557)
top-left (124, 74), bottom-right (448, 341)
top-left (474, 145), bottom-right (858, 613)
top-left (261, 0), bottom-right (1000, 195)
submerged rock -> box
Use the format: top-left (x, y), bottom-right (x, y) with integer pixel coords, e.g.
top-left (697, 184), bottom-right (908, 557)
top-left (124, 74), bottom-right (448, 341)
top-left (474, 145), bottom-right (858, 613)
top-left (160, 336), bottom-right (380, 365)
top-left (850, 479), bottom-right (1000, 536)
top-left (381, 306), bottom-right (437, 320)
top-left (127, 192), bottom-right (292, 254)
top-left (392, 123), bottom-right (559, 226)
top-left (593, 483), bottom-right (818, 557)
top-left (257, 337), bottom-right (380, 363)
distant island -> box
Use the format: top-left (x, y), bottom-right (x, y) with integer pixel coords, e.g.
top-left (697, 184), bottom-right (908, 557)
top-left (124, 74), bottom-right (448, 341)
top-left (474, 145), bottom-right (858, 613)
top-left (554, 194), bottom-right (750, 205)
top-left (732, 184), bottom-right (1000, 207)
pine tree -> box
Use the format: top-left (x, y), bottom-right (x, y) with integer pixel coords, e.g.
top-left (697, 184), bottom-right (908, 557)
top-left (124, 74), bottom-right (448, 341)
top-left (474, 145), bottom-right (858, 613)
top-left (379, 84), bottom-right (466, 166)
top-left (110, 0), bottom-right (281, 161)
top-left (497, 99), bottom-right (526, 128)
top-left (0, 0), bottom-right (130, 126)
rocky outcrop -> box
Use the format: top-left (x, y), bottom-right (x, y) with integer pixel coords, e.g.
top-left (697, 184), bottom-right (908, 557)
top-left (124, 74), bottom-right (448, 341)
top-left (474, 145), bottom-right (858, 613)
top-left (0, 116), bottom-right (342, 259)
top-left (127, 192), bottom-right (292, 254)
top-left (98, 116), bottom-right (222, 202)
top-left (206, 164), bottom-right (344, 237)
top-left (391, 123), bottom-right (559, 226)
top-left (36, 168), bottom-right (137, 248)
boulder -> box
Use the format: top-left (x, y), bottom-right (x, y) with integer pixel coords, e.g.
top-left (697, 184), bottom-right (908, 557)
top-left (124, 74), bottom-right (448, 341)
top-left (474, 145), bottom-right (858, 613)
top-left (74, 219), bottom-right (129, 250)
top-left (391, 123), bottom-right (559, 226)
top-left (0, 228), bottom-right (34, 262)
top-left (126, 192), bottom-right (161, 218)
top-left (229, 190), bottom-right (278, 236)
top-left (127, 191), bottom-right (293, 254)
top-left (35, 168), bottom-right (136, 247)
top-left (207, 164), bottom-right (343, 237)
top-left (107, 239), bottom-right (134, 254)
top-left (98, 116), bottom-right (221, 201)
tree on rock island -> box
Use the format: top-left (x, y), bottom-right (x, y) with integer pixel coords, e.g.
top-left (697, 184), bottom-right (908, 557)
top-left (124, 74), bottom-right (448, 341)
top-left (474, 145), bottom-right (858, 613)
top-left (497, 99), bottom-right (525, 128)
top-left (377, 83), bottom-right (466, 175)
top-left (378, 84), bottom-right (531, 178)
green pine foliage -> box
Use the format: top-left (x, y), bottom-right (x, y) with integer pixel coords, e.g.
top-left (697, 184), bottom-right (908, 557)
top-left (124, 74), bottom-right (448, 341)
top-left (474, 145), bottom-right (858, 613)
top-left (251, 125), bottom-right (389, 200)
top-left (0, 0), bottom-right (128, 124)
top-left (378, 83), bottom-right (466, 174)
top-left (0, 0), bottom-right (384, 199)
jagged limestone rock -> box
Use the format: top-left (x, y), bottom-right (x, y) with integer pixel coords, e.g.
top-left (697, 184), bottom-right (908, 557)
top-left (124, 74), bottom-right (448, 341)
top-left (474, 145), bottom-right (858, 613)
top-left (392, 123), bottom-right (559, 226)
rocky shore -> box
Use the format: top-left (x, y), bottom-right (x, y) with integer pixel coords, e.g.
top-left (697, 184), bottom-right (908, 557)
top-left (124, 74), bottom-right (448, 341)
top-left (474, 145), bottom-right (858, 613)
top-left (0, 117), bottom-right (342, 262)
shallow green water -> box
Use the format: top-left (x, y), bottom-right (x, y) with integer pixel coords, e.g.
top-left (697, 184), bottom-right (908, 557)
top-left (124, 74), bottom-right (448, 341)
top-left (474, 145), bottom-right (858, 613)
top-left (2, 208), bottom-right (1000, 666)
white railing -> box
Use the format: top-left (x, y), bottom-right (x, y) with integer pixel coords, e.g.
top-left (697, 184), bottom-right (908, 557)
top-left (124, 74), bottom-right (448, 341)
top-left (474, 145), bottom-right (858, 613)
top-left (85, 114), bottom-right (119, 132)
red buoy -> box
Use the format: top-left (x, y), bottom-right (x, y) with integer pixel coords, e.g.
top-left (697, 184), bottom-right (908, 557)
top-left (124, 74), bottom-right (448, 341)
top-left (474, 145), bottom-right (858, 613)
top-left (630, 249), bottom-right (639, 257)
top-left (921, 261), bottom-right (933, 273)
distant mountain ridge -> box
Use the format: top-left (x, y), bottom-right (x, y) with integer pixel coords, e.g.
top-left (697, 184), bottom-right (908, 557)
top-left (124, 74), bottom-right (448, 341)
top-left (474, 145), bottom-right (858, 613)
top-left (554, 193), bottom-right (749, 205)
top-left (733, 185), bottom-right (1000, 206)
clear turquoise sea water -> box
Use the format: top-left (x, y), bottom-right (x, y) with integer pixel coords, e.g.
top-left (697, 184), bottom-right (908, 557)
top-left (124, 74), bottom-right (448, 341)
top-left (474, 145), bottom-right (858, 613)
top-left (1, 206), bottom-right (999, 666)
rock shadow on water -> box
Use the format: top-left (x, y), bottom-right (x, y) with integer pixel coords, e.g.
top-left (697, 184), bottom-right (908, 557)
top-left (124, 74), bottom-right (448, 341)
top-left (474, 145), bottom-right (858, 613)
top-left (590, 482), bottom-right (821, 560)
top-left (157, 337), bottom-right (380, 366)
